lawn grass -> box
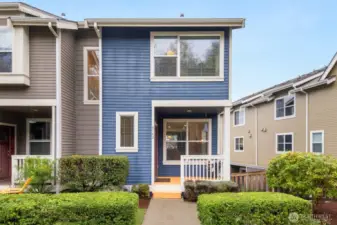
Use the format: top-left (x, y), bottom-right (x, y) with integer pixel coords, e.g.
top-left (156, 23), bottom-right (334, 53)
top-left (136, 208), bottom-right (146, 225)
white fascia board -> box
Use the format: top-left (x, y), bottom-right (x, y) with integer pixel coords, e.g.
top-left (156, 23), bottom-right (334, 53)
top-left (320, 53), bottom-right (337, 81)
top-left (293, 72), bottom-right (323, 88)
top-left (0, 99), bottom-right (56, 106)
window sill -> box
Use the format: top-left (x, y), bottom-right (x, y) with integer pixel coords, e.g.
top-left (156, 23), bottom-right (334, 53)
top-left (233, 124), bottom-right (245, 127)
top-left (163, 160), bottom-right (180, 165)
top-left (116, 147), bottom-right (138, 153)
top-left (276, 151), bottom-right (293, 154)
top-left (275, 115), bottom-right (296, 121)
top-left (234, 150), bottom-right (244, 153)
top-left (0, 73), bottom-right (30, 86)
top-left (150, 76), bottom-right (224, 82)
top-left (83, 100), bottom-right (99, 105)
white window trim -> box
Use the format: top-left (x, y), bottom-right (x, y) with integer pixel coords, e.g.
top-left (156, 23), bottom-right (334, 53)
top-left (234, 136), bottom-right (244, 152)
top-left (163, 118), bottom-right (212, 165)
top-left (116, 112), bottom-right (138, 152)
top-left (274, 95), bottom-right (296, 120)
top-left (83, 46), bottom-right (99, 105)
top-left (310, 130), bottom-right (324, 154)
top-left (275, 132), bottom-right (294, 154)
top-left (233, 108), bottom-right (245, 127)
top-left (26, 118), bottom-right (52, 155)
top-left (150, 31), bottom-right (224, 82)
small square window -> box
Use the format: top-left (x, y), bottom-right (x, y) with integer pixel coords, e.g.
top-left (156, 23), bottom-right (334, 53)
top-left (275, 95), bottom-right (295, 119)
top-left (116, 112), bottom-right (138, 152)
top-left (276, 133), bottom-right (293, 153)
top-left (234, 137), bottom-right (244, 152)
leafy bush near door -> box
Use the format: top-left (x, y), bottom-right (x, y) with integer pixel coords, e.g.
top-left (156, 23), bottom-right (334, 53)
top-left (19, 157), bottom-right (55, 193)
top-left (184, 180), bottom-right (238, 202)
top-left (131, 184), bottom-right (150, 199)
top-left (0, 192), bottom-right (138, 225)
top-left (59, 155), bottom-right (129, 192)
top-left (267, 152), bottom-right (337, 204)
top-left (198, 192), bottom-right (316, 225)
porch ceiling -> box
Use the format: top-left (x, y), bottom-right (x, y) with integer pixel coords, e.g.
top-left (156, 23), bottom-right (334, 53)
top-left (0, 106), bottom-right (51, 115)
top-left (155, 107), bottom-right (223, 115)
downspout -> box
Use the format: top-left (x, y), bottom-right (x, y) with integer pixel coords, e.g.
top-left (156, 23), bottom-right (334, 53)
top-left (249, 103), bottom-right (258, 166)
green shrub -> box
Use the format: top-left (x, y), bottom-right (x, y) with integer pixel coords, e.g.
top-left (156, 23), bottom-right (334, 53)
top-left (267, 152), bottom-right (337, 204)
top-left (20, 157), bottom-right (55, 193)
top-left (183, 180), bottom-right (238, 202)
top-left (0, 192), bottom-right (138, 225)
top-left (198, 192), bottom-right (316, 225)
top-left (131, 184), bottom-right (150, 199)
top-left (59, 155), bottom-right (129, 192)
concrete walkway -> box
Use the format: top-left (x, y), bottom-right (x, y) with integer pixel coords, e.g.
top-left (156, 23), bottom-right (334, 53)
top-left (142, 199), bottom-right (200, 225)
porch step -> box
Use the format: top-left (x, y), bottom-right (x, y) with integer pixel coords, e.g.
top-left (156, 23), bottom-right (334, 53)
top-left (151, 184), bottom-right (181, 192)
top-left (152, 192), bottom-right (181, 199)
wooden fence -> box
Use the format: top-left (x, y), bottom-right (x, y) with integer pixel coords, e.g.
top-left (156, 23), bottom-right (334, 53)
top-left (231, 171), bottom-right (267, 192)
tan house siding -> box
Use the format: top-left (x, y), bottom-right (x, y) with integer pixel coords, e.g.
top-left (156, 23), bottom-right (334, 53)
top-left (308, 64), bottom-right (337, 158)
top-left (61, 30), bottom-right (76, 156)
top-left (231, 107), bottom-right (256, 166)
top-left (0, 27), bottom-right (56, 99)
top-left (75, 30), bottom-right (99, 155)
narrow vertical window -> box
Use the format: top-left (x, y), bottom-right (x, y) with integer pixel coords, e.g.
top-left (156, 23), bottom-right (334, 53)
top-left (234, 137), bottom-right (244, 152)
top-left (233, 108), bottom-right (245, 126)
top-left (84, 47), bottom-right (100, 104)
top-left (116, 112), bottom-right (138, 152)
top-left (0, 26), bottom-right (12, 73)
top-left (311, 131), bottom-right (324, 154)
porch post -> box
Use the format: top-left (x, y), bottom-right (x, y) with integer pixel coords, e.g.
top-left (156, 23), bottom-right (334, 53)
top-left (223, 107), bottom-right (231, 180)
top-left (51, 106), bottom-right (56, 160)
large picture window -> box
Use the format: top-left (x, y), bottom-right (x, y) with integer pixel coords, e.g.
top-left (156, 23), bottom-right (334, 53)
top-left (116, 112), bottom-right (138, 152)
top-left (83, 47), bottom-right (100, 104)
top-left (163, 119), bottom-right (211, 165)
top-left (0, 26), bottom-right (12, 73)
top-left (151, 32), bottom-right (224, 81)
top-left (26, 119), bottom-right (51, 155)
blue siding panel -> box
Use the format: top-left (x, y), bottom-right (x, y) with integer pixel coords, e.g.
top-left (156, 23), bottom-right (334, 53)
top-left (102, 27), bottom-right (229, 184)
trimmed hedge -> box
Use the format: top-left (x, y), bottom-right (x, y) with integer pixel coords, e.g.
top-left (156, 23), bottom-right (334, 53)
top-left (184, 180), bottom-right (238, 202)
top-left (0, 192), bottom-right (138, 225)
top-left (59, 155), bottom-right (129, 192)
top-left (198, 192), bottom-right (316, 225)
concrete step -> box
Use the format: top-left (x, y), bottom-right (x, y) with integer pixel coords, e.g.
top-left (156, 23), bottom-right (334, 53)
top-left (151, 184), bottom-right (181, 192)
top-left (152, 192), bottom-right (181, 199)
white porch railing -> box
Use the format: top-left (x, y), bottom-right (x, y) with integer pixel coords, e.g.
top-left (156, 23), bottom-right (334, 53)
top-left (180, 155), bottom-right (226, 190)
top-left (11, 155), bottom-right (54, 185)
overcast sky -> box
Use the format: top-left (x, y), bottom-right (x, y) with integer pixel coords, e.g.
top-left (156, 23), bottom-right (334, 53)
top-left (17, 0), bottom-right (337, 100)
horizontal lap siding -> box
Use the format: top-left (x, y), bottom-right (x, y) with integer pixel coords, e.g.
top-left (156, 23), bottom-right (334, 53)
top-left (75, 30), bottom-right (99, 155)
top-left (0, 27), bottom-right (56, 99)
top-left (102, 27), bottom-right (229, 184)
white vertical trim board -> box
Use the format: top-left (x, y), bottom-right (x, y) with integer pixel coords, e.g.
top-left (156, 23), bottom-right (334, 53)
top-left (223, 107), bottom-right (231, 180)
top-left (115, 112), bottom-right (139, 152)
top-left (99, 31), bottom-right (103, 155)
top-left (310, 130), bottom-right (324, 154)
top-left (56, 29), bottom-right (62, 159)
top-left (83, 46), bottom-right (100, 105)
top-left (228, 28), bottom-right (232, 101)
top-left (275, 132), bottom-right (294, 154)
top-left (217, 112), bottom-right (224, 155)
top-left (0, 122), bottom-right (17, 155)
top-left (151, 105), bottom-right (155, 185)
top-left (162, 118), bottom-right (212, 165)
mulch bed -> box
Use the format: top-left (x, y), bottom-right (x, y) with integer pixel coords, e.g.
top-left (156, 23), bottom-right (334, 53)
top-left (139, 198), bottom-right (151, 209)
top-left (314, 200), bottom-right (337, 224)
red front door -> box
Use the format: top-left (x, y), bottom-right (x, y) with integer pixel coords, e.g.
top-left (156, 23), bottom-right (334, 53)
top-left (0, 125), bottom-right (15, 180)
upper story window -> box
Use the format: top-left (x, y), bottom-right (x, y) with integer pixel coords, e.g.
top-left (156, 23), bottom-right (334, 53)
top-left (84, 47), bottom-right (100, 104)
top-left (0, 26), bottom-right (12, 73)
top-left (276, 133), bottom-right (293, 153)
top-left (233, 108), bottom-right (245, 126)
top-left (150, 32), bottom-right (224, 81)
top-left (311, 130), bottom-right (324, 154)
top-left (275, 95), bottom-right (295, 120)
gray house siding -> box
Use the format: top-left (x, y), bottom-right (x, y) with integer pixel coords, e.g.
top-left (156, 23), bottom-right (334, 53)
top-left (61, 30), bottom-right (76, 156)
top-left (0, 27), bottom-right (56, 99)
top-left (75, 30), bottom-right (99, 155)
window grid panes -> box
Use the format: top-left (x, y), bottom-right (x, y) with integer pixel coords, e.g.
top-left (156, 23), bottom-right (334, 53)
top-left (276, 95), bottom-right (295, 118)
top-left (153, 34), bottom-right (221, 77)
top-left (165, 120), bottom-right (209, 162)
top-left (120, 116), bottom-right (134, 147)
top-left (234, 109), bottom-right (245, 126)
top-left (277, 134), bottom-right (293, 153)
top-left (0, 26), bottom-right (12, 73)
top-left (85, 49), bottom-right (100, 101)
top-left (234, 137), bottom-right (244, 151)
top-left (312, 132), bottom-right (323, 153)
top-left (28, 121), bottom-right (51, 155)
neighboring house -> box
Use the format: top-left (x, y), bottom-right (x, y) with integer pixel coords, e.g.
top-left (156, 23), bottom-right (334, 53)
top-left (231, 53), bottom-right (337, 172)
top-left (0, 2), bottom-right (245, 196)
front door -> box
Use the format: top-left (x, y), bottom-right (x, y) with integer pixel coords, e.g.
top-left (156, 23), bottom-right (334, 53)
top-left (0, 125), bottom-right (15, 180)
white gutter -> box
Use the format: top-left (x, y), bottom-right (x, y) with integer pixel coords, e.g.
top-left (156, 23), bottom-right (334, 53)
top-left (48, 22), bottom-right (58, 37)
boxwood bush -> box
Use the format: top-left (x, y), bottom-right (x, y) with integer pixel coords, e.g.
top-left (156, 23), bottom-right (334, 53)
top-left (198, 192), bottom-right (316, 225)
top-left (59, 155), bottom-right (129, 192)
top-left (0, 192), bottom-right (138, 225)
top-left (184, 180), bottom-right (238, 202)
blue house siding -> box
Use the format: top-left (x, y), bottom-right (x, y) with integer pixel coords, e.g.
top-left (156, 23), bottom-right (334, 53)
top-left (102, 27), bottom-right (229, 184)
top-left (157, 113), bottom-right (218, 177)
